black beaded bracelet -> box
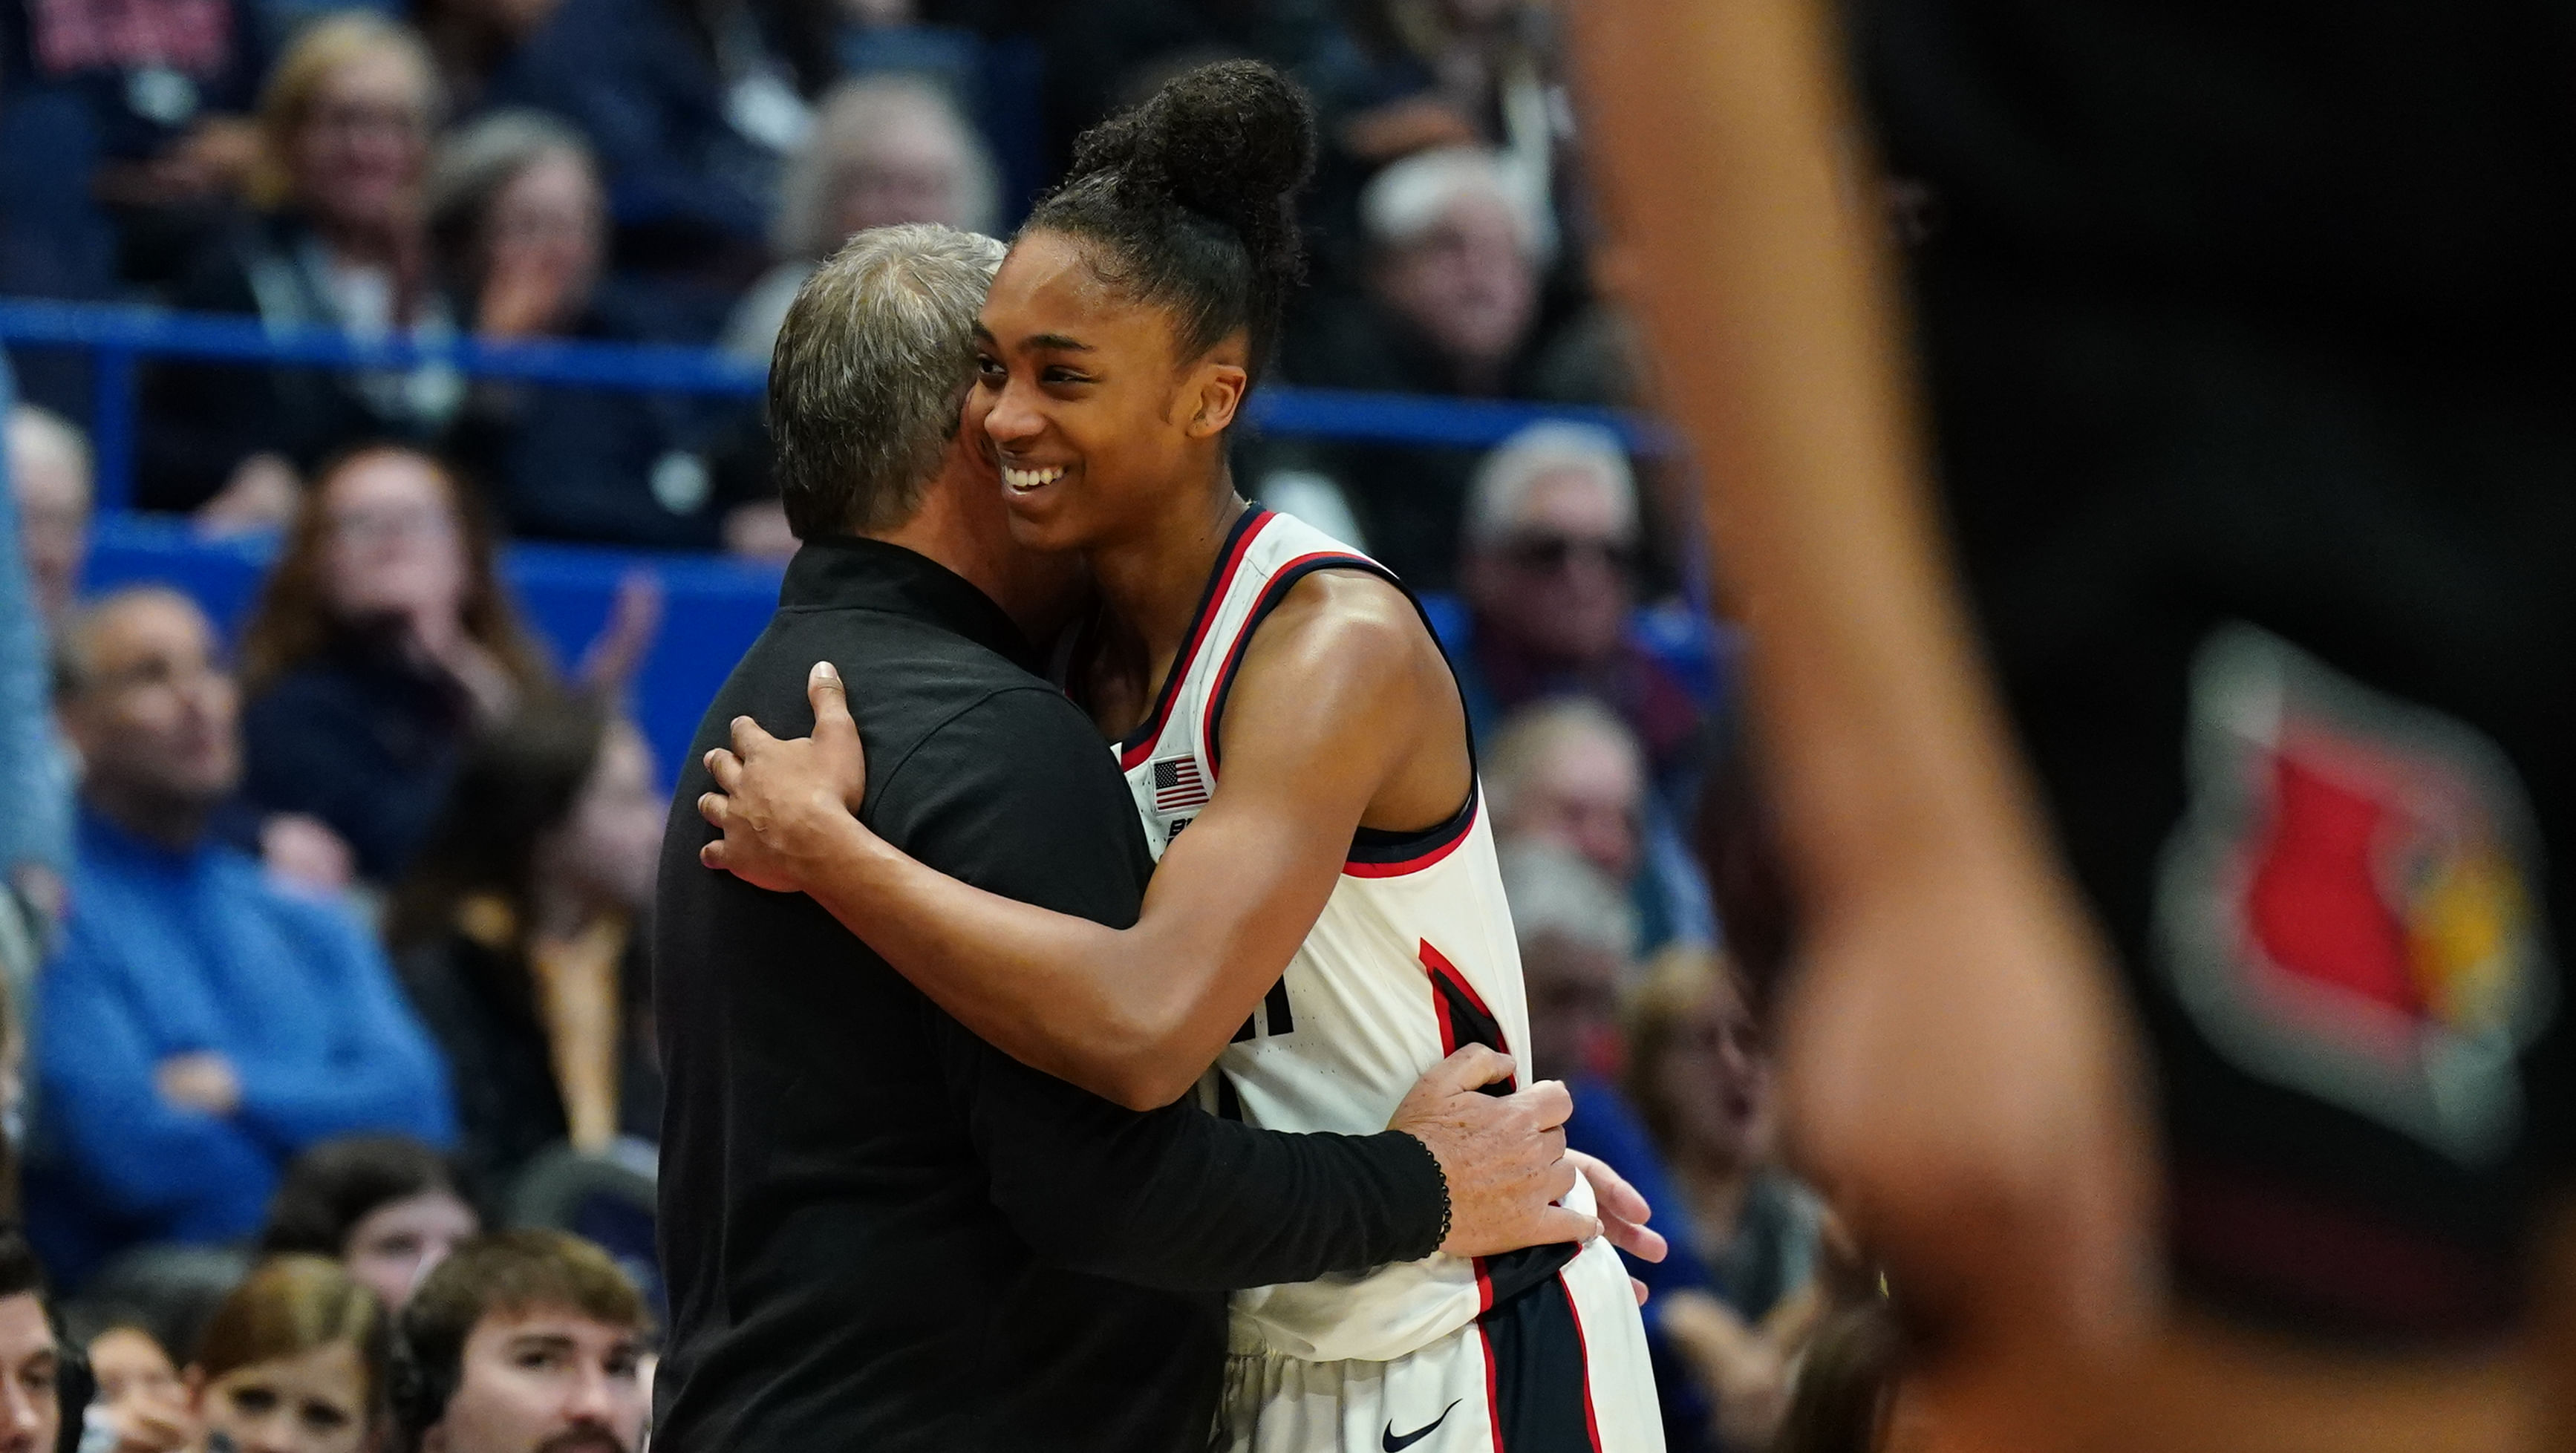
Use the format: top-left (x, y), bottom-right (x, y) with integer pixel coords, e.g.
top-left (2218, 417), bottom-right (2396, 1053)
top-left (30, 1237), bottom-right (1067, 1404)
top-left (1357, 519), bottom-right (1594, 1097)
top-left (1416, 1134), bottom-right (1452, 1249)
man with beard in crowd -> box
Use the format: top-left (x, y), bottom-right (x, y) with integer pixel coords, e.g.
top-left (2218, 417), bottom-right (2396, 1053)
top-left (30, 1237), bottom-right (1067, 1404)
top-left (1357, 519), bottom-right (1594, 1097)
top-left (391, 1230), bottom-right (650, 1453)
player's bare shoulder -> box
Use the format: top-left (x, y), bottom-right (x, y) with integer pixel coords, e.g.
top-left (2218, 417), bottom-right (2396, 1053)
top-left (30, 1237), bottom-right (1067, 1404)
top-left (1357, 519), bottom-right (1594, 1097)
top-left (1248, 568), bottom-right (1450, 708)
top-left (1222, 566), bottom-right (1470, 829)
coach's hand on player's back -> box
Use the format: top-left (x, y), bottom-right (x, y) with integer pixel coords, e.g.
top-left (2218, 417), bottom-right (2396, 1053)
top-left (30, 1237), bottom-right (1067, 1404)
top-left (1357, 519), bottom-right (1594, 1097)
top-left (1388, 1045), bottom-right (1600, 1258)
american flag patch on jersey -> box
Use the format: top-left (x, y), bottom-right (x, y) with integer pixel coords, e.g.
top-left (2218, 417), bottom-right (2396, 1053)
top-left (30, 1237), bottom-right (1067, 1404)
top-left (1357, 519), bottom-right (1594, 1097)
top-left (1152, 754), bottom-right (1210, 812)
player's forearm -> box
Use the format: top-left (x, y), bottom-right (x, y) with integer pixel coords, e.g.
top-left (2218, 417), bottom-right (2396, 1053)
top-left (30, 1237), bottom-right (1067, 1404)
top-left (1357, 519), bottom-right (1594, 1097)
top-left (796, 814), bottom-right (1233, 1107)
top-left (1570, 0), bottom-right (2054, 906)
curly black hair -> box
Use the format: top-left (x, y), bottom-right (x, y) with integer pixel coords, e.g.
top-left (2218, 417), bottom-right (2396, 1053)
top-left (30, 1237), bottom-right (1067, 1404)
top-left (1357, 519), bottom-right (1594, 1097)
top-left (1023, 59), bottom-right (1316, 391)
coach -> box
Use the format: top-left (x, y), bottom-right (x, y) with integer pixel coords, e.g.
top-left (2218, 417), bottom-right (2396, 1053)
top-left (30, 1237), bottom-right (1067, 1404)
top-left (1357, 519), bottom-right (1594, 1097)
top-left (653, 225), bottom-right (1578, 1452)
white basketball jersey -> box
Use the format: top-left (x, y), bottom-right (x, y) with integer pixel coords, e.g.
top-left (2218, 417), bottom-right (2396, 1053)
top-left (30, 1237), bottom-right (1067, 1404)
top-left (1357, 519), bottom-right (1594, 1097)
top-left (1115, 507), bottom-right (1588, 1365)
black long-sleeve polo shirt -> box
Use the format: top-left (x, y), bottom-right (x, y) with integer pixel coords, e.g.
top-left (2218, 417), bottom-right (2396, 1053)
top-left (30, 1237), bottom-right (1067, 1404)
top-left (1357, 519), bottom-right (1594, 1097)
top-left (652, 537), bottom-right (1447, 1452)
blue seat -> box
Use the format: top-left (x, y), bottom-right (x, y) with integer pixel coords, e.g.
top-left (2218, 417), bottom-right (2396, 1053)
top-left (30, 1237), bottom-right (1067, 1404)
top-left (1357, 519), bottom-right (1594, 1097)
top-left (83, 514), bottom-right (784, 783)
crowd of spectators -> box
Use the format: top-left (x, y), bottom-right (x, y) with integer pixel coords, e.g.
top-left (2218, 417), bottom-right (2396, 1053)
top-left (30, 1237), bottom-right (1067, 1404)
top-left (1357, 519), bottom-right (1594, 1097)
top-left (4, 1207), bottom-right (653, 1453)
top-left (0, 1), bottom-right (1890, 1446)
top-left (2, 0), bottom-right (1666, 575)
top-left (0, 350), bottom-right (667, 1449)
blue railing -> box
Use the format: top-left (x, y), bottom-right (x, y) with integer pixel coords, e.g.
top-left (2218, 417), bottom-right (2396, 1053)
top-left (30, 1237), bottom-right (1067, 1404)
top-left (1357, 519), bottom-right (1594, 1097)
top-left (3, 296), bottom-right (1697, 774)
top-left (0, 297), bottom-right (1670, 512)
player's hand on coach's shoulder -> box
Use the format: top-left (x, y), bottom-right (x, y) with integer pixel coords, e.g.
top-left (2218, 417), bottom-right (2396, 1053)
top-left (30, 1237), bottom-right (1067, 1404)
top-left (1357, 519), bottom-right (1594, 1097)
top-left (1388, 1045), bottom-right (1600, 1259)
top-left (700, 660), bottom-right (874, 893)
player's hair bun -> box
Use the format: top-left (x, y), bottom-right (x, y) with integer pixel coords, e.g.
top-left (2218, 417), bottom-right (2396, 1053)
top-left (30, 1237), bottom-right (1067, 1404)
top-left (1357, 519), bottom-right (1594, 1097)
top-left (1070, 59), bottom-right (1315, 258)
top-left (1028, 59), bottom-right (1316, 387)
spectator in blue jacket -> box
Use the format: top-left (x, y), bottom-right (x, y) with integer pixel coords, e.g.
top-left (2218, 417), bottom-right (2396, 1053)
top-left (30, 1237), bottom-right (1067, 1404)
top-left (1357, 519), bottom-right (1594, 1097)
top-left (26, 584), bottom-right (454, 1288)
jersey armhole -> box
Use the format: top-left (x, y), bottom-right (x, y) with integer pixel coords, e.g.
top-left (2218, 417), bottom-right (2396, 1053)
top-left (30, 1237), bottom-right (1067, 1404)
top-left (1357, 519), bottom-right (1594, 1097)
top-left (1345, 790), bottom-right (1480, 877)
top-left (1200, 555), bottom-right (1484, 875)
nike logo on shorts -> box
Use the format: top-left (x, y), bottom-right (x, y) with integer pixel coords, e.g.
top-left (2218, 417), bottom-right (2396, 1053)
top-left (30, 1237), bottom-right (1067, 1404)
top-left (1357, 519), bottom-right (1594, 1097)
top-left (1382, 1399), bottom-right (1462, 1451)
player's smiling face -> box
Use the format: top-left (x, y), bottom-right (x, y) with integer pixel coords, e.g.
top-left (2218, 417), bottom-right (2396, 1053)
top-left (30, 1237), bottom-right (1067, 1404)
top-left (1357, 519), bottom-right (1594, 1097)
top-left (974, 229), bottom-right (1249, 553)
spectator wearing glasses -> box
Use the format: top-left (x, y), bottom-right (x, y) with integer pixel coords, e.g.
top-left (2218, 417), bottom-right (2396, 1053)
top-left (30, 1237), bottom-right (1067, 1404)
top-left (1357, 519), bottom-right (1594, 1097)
top-left (26, 586), bottom-right (454, 1287)
top-left (1455, 422), bottom-right (1701, 784)
top-left (139, 14), bottom-right (457, 527)
top-left (429, 111), bottom-right (734, 551)
top-left (235, 445), bottom-right (552, 887)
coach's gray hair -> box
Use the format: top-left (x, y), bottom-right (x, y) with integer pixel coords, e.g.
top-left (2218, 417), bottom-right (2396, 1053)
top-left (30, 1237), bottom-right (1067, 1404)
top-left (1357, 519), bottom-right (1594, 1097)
top-left (769, 223), bottom-right (1006, 539)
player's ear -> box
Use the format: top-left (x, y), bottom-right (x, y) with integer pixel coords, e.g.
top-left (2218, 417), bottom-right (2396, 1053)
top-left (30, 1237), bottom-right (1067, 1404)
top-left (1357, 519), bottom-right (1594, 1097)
top-left (1182, 359), bottom-right (1248, 440)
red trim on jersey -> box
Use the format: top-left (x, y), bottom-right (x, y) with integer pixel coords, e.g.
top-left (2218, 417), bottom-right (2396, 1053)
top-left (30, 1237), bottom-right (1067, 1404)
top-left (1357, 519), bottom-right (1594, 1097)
top-left (1559, 1270), bottom-right (1605, 1452)
top-left (1420, 939), bottom-right (1501, 1029)
top-left (1477, 1322), bottom-right (1506, 1453)
top-left (1195, 549), bottom-right (1380, 780)
top-left (1427, 966), bottom-right (1463, 1061)
top-left (1434, 927), bottom-right (1507, 1437)
top-left (1117, 509), bottom-right (1275, 771)
top-left (1345, 800), bottom-right (1479, 878)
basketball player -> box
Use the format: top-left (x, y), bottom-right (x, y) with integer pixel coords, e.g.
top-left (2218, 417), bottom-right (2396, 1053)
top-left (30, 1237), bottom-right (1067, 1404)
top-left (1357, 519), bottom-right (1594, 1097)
top-left (1571, 1), bottom-right (2573, 1449)
top-left (699, 62), bottom-right (1661, 1453)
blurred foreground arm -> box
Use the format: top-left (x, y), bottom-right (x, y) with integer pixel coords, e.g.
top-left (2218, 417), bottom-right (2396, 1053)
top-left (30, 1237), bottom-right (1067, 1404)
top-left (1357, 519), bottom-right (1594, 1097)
top-left (1567, 0), bottom-right (2155, 1367)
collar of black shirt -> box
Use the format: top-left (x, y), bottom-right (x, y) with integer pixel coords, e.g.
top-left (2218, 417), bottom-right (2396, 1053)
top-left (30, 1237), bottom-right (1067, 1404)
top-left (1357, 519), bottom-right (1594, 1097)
top-left (783, 536), bottom-right (1041, 673)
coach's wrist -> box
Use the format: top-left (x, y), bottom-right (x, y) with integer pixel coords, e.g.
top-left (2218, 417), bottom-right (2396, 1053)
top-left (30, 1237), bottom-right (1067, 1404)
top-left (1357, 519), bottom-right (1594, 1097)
top-left (1386, 1128), bottom-right (1451, 1259)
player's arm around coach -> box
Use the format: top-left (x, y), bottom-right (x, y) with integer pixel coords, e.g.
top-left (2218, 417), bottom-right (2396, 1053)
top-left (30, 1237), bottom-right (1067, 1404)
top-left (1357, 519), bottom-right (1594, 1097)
top-left (700, 578), bottom-right (1511, 1115)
